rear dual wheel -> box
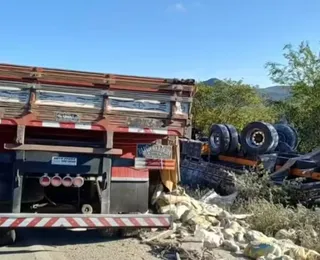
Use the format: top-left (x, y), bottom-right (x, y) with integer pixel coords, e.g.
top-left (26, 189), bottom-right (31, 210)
top-left (209, 124), bottom-right (239, 156)
top-left (240, 121), bottom-right (279, 155)
top-left (274, 123), bottom-right (298, 152)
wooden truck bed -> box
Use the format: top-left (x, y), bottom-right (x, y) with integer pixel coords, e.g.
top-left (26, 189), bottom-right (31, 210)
top-left (0, 63), bottom-right (195, 137)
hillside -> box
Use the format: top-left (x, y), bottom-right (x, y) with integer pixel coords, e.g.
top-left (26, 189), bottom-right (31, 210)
top-left (202, 78), bottom-right (291, 101)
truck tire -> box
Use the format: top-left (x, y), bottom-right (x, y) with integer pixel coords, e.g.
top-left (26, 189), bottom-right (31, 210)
top-left (0, 229), bottom-right (16, 246)
top-left (209, 124), bottom-right (230, 156)
top-left (240, 121), bottom-right (279, 155)
top-left (224, 124), bottom-right (239, 154)
top-left (98, 228), bottom-right (120, 238)
top-left (274, 123), bottom-right (298, 151)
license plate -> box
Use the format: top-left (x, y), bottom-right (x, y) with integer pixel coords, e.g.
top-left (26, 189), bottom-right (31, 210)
top-left (51, 156), bottom-right (77, 166)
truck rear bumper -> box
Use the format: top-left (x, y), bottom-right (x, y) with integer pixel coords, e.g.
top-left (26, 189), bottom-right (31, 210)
top-left (0, 213), bottom-right (172, 229)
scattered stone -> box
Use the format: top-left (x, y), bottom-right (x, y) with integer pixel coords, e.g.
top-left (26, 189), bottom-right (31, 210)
top-left (159, 204), bottom-right (177, 215)
top-left (174, 204), bottom-right (190, 220)
top-left (287, 246), bottom-right (320, 260)
top-left (180, 209), bottom-right (197, 223)
top-left (245, 230), bottom-right (269, 242)
top-left (235, 231), bottom-right (246, 243)
top-left (180, 241), bottom-right (204, 255)
top-left (149, 187), bottom-right (319, 260)
top-left (194, 228), bottom-right (224, 249)
top-left (142, 229), bottom-right (176, 242)
top-left (222, 228), bottom-right (235, 240)
top-left (223, 240), bottom-right (240, 253)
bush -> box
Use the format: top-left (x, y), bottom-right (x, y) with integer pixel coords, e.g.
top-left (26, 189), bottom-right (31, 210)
top-left (234, 171), bottom-right (320, 252)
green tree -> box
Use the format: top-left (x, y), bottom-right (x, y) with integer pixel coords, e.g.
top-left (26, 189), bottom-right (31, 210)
top-left (192, 80), bottom-right (277, 135)
top-left (266, 41), bottom-right (320, 152)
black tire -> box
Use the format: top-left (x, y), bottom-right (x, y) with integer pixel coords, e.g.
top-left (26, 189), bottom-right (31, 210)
top-left (209, 124), bottom-right (230, 156)
top-left (274, 123), bottom-right (298, 150)
top-left (224, 124), bottom-right (239, 154)
top-left (99, 228), bottom-right (120, 238)
top-left (275, 141), bottom-right (294, 153)
top-left (0, 229), bottom-right (16, 246)
top-left (240, 121), bottom-right (279, 155)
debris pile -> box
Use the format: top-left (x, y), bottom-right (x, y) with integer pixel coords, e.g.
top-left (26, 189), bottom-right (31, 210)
top-left (143, 186), bottom-right (320, 260)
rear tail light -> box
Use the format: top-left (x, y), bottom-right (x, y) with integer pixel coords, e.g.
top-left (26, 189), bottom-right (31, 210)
top-left (73, 176), bottom-right (84, 188)
top-left (39, 175), bottom-right (51, 187)
top-left (51, 175), bottom-right (62, 187)
top-left (62, 176), bottom-right (73, 187)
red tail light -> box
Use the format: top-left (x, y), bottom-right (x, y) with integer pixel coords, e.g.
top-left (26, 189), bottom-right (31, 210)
top-left (62, 176), bottom-right (73, 187)
top-left (51, 175), bottom-right (62, 187)
top-left (39, 175), bottom-right (51, 187)
top-left (73, 176), bottom-right (84, 187)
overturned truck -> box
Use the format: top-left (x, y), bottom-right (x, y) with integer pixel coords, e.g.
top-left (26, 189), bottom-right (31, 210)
top-left (180, 121), bottom-right (320, 203)
top-left (0, 64), bottom-right (195, 245)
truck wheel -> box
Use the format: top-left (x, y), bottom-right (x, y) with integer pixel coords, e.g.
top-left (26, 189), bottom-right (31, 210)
top-left (119, 228), bottom-right (141, 237)
top-left (98, 228), bottom-right (120, 238)
top-left (274, 123), bottom-right (298, 151)
top-left (224, 124), bottom-right (239, 154)
top-left (240, 121), bottom-right (279, 155)
top-left (0, 229), bottom-right (16, 246)
top-left (209, 124), bottom-right (230, 156)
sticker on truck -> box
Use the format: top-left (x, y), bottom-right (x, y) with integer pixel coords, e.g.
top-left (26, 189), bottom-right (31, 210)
top-left (51, 156), bottom-right (77, 166)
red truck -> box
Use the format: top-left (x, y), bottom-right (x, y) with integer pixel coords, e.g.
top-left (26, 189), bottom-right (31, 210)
top-left (0, 64), bottom-right (195, 245)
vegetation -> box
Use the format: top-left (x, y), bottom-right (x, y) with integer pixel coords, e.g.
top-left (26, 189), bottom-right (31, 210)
top-left (187, 41), bottom-right (320, 253)
top-left (192, 41), bottom-right (320, 152)
top-left (233, 172), bottom-right (320, 252)
top-left (192, 80), bottom-right (276, 135)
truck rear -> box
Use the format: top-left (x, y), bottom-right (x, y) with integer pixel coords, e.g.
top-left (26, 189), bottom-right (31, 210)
top-left (0, 64), bottom-right (195, 245)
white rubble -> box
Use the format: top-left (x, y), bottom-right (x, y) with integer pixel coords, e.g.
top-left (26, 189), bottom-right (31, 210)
top-left (146, 187), bottom-right (320, 260)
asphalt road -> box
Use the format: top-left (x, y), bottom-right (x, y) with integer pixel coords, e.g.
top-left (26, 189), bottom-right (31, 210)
top-left (0, 229), bottom-right (159, 260)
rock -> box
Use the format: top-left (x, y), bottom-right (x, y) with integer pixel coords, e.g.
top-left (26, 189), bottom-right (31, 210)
top-left (275, 229), bottom-right (297, 241)
top-left (273, 239), bottom-right (296, 254)
top-left (205, 215), bottom-right (220, 226)
top-left (305, 249), bottom-right (320, 260)
top-left (188, 215), bottom-right (212, 229)
top-left (223, 228), bottom-right (236, 240)
top-left (159, 204), bottom-right (177, 215)
top-left (194, 228), bottom-right (224, 249)
top-left (173, 204), bottom-right (190, 220)
top-left (177, 228), bottom-right (190, 238)
top-left (180, 241), bottom-right (204, 255)
top-left (227, 221), bottom-right (246, 233)
top-left (288, 246), bottom-right (320, 260)
top-left (218, 210), bottom-right (233, 220)
top-left (245, 230), bottom-right (269, 242)
top-left (223, 240), bottom-right (240, 253)
top-left (244, 241), bottom-right (282, 259)
top-left (235, 232), bottom-right (246, 243)
top-left (180, 209), bottom-right (197, 223)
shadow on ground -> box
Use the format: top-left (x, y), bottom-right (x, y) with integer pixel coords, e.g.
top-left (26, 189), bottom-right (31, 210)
top-left (10, 228), bottom-right (126, 247)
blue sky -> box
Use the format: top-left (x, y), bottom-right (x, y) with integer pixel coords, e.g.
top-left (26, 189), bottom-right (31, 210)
top-left (0, 0), bottom-right (319, 88)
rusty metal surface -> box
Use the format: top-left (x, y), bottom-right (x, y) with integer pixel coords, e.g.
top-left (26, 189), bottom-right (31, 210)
top-left (4, 144), bottom-right (122, 155)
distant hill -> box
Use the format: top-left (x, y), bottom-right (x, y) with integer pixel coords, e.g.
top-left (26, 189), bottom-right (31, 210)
top-left (202, 78), bottom-right (291, 101)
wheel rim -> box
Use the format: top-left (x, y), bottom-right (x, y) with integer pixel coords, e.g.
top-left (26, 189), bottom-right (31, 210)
top-left (246, 129), bottom-right (265, 147)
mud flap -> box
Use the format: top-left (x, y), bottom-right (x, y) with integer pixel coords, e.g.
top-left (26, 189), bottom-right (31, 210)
top-left (100, 157), bottom-right (112, 214)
